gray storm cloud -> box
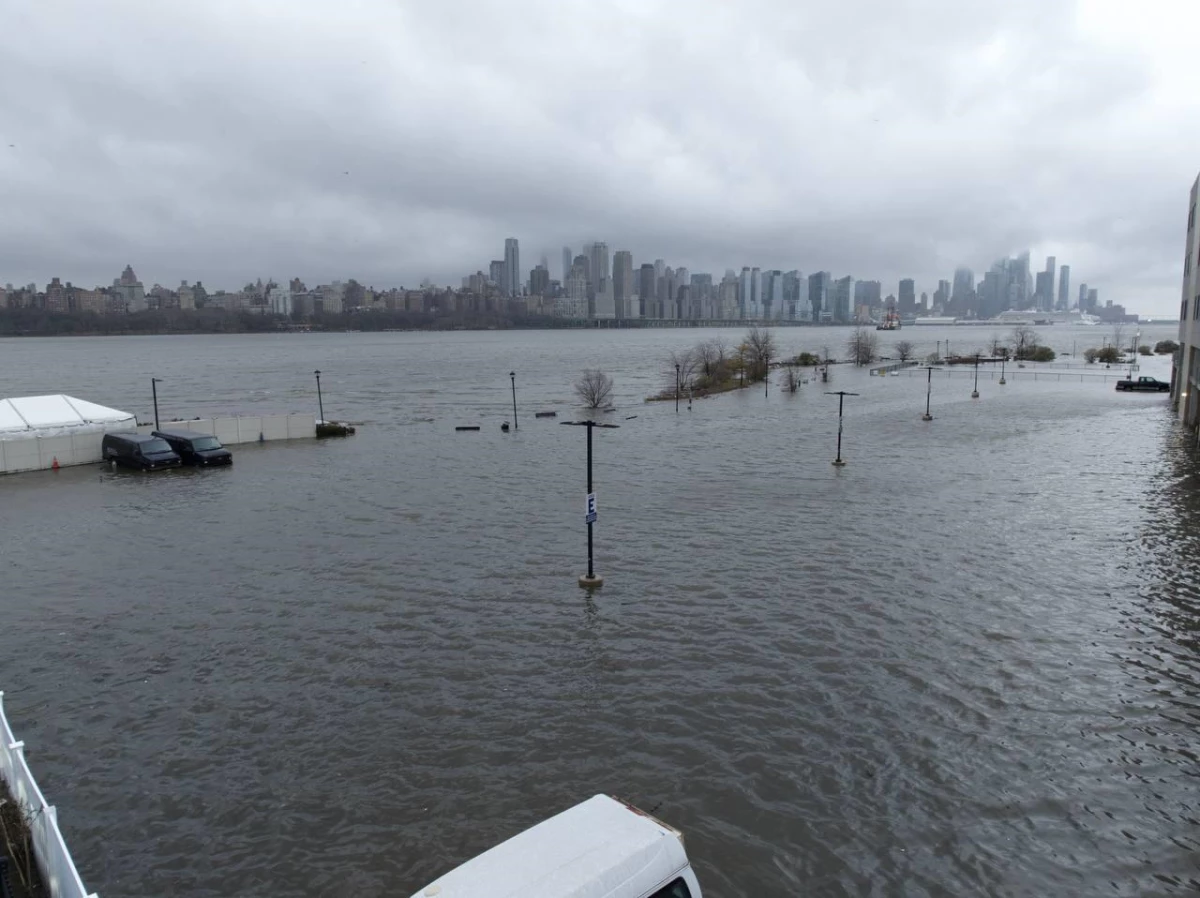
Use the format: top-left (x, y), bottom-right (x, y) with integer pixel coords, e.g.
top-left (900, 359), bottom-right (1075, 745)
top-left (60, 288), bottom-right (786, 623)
top-left (1, 0), bottom-right (1196, 315)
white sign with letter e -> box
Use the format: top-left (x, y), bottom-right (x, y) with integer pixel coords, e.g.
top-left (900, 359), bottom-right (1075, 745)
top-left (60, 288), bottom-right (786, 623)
top-left (585, 492), bottom-right (597, 524)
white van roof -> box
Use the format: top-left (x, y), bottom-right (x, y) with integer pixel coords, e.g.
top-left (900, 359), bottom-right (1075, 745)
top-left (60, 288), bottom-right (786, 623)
top-left (410, 795), bottom-right (690, 898)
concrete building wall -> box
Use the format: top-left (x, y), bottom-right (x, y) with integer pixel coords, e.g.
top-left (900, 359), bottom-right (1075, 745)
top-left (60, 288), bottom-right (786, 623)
top-left (1, 415), bottom-right (317, 475)
top-left (1176, 172), bottom-right (1200, 426)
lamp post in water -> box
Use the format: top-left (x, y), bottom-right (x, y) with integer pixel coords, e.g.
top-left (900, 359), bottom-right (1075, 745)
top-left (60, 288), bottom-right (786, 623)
top-left (825, 391), bottom-right (859, 466)
top-left (314, 369), bottom-right (324, 423)
top-left (971, 353), bottom-right (980, 399)
top-left (509, 371), bottom-right (518, 430)
top-left (675, 362), bottom-right (680, 413)
top-left (921, 366), bottom-right (934, 421)
top-left (561, 420), bottom-right (619, 588)
top-left (151, 377), bottom-right (162, 429)
top-left (999, 355), bottom-right (1007, 385)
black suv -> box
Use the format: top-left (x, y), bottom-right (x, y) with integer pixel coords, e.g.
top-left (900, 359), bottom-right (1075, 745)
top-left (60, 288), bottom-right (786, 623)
top-left (152, 429), bottom-right (233, 466)
top-left (101, 433), bottom-right (182, 470)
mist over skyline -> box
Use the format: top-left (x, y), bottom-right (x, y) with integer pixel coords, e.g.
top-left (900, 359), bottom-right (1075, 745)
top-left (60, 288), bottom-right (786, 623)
top-left (2, 0), bottom-right (1198, 316)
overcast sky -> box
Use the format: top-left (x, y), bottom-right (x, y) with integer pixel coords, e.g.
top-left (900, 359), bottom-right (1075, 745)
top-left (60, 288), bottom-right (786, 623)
top-left (2, 0), bottom-right (1198, 316)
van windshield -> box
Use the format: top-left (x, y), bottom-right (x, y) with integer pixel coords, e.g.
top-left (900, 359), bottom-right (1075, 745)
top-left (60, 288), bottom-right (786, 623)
top-left (191, 437), bottom-right (223, 450)
top-left (143, 438), bottom-right (173, 454)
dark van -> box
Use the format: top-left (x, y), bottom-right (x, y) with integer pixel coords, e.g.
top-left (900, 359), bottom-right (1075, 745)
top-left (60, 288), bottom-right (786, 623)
top-left (101, 433), bottom-right (182, 470)
top-left (152, 429), bottom-right (233, 466)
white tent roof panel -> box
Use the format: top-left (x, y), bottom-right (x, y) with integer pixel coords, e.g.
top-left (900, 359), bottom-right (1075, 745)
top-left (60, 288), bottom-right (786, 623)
top-left (0, 395), bottom-right (136, 436)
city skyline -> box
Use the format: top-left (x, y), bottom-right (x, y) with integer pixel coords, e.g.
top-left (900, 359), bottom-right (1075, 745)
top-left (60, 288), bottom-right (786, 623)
top-left (5, 239), bottom-right (1140, 325)
top-left (2, 2), bottom-right (1198, 317)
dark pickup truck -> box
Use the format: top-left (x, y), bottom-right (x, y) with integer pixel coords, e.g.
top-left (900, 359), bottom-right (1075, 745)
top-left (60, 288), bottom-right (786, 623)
top-left (1115, 376), bottom-right (1170, 392)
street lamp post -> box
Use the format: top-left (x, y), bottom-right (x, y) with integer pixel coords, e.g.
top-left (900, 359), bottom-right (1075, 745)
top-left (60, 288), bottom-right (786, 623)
top-left (314, 369), bottom-right (324, 423)
top-left (509, 371), bottom-right (518, 430)
top-left (971, 353), bottom-right (980, 399)
top-left (561, 420), bottom-right (619, 588)
top-left (675, 363), bottom-right (680, 413)
top-left (999, 355), bottom-right (1007, 385)
top-left (921, 366), bottom-right (934, 421)
top-left (151, 378), bottom-right (162, 430)
top-left (936, 340), bottom-right (941, 361)
top-left (825, 391), bottom-right (860, 466)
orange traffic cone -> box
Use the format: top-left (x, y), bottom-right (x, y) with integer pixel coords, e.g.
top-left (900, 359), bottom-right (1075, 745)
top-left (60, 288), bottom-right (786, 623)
top-left (51, 456), bottom-right (60, 471)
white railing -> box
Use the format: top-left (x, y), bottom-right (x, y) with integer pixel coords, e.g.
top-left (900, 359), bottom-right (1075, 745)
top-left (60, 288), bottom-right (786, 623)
top-left (0, 692), bottom-right (97, 898)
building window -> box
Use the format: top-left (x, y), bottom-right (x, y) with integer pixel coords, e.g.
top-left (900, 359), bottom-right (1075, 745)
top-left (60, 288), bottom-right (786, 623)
top-left (1186, 298), bottom-right (1191, 321)
top-left (1195, 295), bottom-right (1200, 320)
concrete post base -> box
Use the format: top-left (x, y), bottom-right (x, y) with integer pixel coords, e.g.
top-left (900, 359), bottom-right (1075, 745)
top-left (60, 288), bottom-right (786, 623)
top-left (998, 378), bottom-right (1006, 385)
top-left (578, 574), bottom-right (604, 588)
top-left (832, 458), bottom-right (847, 467)
top-left (971, 390), bottom-right (980, 398)
top-left (921, 413), bottom-right (933, 421)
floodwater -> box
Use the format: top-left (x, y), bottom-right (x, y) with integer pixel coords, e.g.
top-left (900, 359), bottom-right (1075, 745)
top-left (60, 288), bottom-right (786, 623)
top-left (1, 324), bottom-right (1197, 897)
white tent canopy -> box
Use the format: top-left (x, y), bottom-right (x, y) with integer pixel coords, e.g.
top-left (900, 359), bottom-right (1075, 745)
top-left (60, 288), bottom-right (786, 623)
top-left (0, 395), bottom-right (136, 438)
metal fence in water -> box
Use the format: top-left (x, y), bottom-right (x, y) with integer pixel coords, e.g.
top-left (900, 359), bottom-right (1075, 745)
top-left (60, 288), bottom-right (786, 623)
top-left (902, 368), bottom-right (1136, 383)
top-left (0, 692), bottom-right (97, 898)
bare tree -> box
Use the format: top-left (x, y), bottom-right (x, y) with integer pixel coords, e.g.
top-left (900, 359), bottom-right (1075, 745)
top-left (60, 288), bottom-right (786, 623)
top-left (744, 325), bottom-right (777, 381)
top-left (574, 369), bottom-right (614, 409)
top-left (1010, 325), bottom-right (1039, 360)
top-left (781, 363), bottom-right (801, 393)
top-left (894, 340), bottom-right (916, 362)
top-left (667, 348), bottom-right (700, 392)
top-left (989, 334), bottom-right (1005, 357)
top-left (847, 326), bottom-right (879, 366)
top-left (1110, 323), bottom-right (1129, 355)
top-left (695, 339), bottom-right (724, 379)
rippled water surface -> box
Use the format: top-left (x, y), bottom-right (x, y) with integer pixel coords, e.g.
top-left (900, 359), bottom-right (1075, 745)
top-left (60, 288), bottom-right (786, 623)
top-left (1, 326), bottom-right (1198, 897)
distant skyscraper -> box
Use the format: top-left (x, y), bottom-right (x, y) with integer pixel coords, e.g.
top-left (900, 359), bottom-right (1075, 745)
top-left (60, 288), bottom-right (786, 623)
top-left (854, 280), bottom-right (882, 311)
top-left (562, 246), bottom-right (572, 283)
top-left (613, 251), bottom-right (634, 319)
top-left (529, 264), bottom-right (550, 297)
top-left (660, 267), bottom-right (676, 320)
top-left (639, 264), bottom-right (657, 318)
top-left (750, 267), bottom-right (762, 318)
top-left (1038, 256), bottom-right (1057, 311)
top-left (563, 261), bottom-right (589, 317)
top-left (898, 278), bottom-right (916, 316)
top-left (489, 260), bottom-right (505, 286)
top-left (808, 271), bottom-right (831, 321)
top-left (1013, 251), bottom-right (1032, 309)
top-left (1057, 265), bottom-right (1070, 310)
top-left (1079, 282), bottom-right (1088, 308)
top-left (951, 268), bottom-right (974, 309)
top-left (1087, 287), bottom-right (1098, 311)
top-left (833, 275), bottom-right (853, 322)
top-left (504, 238), bottom-right (520, 297)
top-left (588, 242), bottom-right (609, 296)
top-left (783, 270), bottom-right (803, 320)
top-left (934, 279), bottom-right (951, 311)
top-left (1034, 270), bottom-right (1054, 312)
top-left (739, 267), bottom-right (752, 318)
top-left (690, 273), bottom-right (714, 319)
